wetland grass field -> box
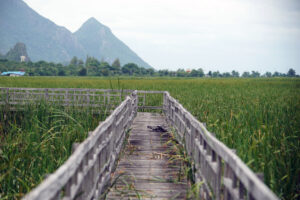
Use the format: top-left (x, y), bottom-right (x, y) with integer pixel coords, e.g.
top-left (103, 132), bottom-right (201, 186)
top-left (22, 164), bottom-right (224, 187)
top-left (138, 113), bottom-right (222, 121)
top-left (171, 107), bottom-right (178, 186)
top-left (0, 77), bottom-right (299, 199)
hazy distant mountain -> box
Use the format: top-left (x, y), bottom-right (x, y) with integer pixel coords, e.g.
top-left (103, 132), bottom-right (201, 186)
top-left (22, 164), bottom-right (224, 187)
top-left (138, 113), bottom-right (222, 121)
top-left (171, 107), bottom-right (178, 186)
top-left (0, 0), bottom-right (151, 68)
top-left (73, 17), bottom-right (151, 68)
top-left (4, 42), bottom-right (30, 62)
top-left (0, 0), bottom-right (86, 63)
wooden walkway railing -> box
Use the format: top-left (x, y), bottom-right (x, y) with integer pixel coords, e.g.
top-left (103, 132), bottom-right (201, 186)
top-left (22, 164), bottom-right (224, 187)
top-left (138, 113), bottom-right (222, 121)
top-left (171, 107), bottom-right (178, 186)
top-left (0, 87), bottom-right (162, 111)
top-left (0, 87), bottom-right (133, 109)
top-left (22, 91), bottom-right (138, 200)
top-left (0, 88), bottom-right (278, 199)
top-left (163, 92), bottom-right (279, 200)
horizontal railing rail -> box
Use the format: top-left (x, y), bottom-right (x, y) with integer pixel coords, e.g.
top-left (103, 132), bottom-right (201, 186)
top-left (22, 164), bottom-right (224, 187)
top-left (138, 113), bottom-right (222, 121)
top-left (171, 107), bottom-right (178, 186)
top-left (0, 87), bottom-right (165, 111)
top-left (0, 87), bottom-right (134, 110)
top-left (137, 90), bottom-right (164, 110)
top-left (22, 90), bottom-right (138, 200)
top-left (163, 91), bottom-right (279, 200)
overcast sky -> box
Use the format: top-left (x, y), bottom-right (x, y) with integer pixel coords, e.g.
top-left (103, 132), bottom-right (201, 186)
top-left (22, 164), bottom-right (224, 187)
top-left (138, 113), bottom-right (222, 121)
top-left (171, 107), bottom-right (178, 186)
top-left (23, 0), bottom-right (300, 73)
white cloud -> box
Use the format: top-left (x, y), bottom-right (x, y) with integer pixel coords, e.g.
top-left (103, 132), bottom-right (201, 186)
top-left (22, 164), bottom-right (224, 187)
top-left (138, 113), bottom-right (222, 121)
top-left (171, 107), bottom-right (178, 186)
top-left (23, 0), bottom-right (300, 73)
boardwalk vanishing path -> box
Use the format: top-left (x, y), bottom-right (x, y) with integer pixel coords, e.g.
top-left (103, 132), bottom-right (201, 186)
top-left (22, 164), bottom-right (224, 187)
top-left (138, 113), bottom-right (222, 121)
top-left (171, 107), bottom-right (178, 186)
top-left (3, 88), bottom-right (277, 200)
top-left (106, 112), bottom-right (188, 199)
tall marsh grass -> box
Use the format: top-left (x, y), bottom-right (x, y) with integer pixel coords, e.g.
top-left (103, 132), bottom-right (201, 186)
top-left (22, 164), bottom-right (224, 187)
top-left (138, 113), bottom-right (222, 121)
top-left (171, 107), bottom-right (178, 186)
top-left (0, 77), bottom-right (299, 199)
top-left (0, 102), bottom-right (108, 199)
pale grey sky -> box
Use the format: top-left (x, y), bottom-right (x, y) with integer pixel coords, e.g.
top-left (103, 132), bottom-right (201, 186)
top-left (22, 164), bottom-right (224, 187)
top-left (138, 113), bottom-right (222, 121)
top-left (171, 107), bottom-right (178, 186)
top-left (24, 0), bottom-right (300, 73)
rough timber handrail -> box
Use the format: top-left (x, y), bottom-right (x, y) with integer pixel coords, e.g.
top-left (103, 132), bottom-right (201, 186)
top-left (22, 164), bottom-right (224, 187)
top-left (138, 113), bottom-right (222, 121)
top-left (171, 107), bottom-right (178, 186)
top-left (0, 87), bottom-right (165, 110)
top-left (22, 91), bottom-right (138, 200)
top-left (0, 87), bottom-right (134, 109)
top-left (163, 91), bottom-right (279, 200)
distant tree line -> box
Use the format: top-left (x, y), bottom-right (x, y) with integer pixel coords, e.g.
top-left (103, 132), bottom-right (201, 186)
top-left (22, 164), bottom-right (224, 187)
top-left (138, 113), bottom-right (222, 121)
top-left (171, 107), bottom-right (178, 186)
top-left (0, 56), bottom-right (298, 78)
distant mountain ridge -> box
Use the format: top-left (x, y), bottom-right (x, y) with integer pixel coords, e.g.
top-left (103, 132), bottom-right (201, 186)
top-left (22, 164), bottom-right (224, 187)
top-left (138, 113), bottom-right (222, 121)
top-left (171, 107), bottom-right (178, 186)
top-left (0, 0), bottom-right (151, 68)
top-left (0, 0), bottom-right (85, 63)
top-left (74, 18), bottom-right (151, 68)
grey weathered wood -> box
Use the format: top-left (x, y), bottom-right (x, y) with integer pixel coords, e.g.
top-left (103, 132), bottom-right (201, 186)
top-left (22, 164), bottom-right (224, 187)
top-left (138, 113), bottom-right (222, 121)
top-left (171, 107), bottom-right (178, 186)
top-left (0, 87), bottom-right (135, 111)
top-left (137, 90), bottom-right (164, 94)
top-left (256, 173), bottom-right (264, 182)
top-left (22, 91), bottom-right (138, 200)
top-left (72, 143), bottom-right (80, 153)
top-left (138, 106), bottom-right (163, 110)
top-left (1, 88), bottom-right (166, 112)
top-left (0, 87), bottom-right (134, 93)
top-left (106, 112), bottom-right (187, 199)
top-left (143, 92), bottom-right (146, 106)
top-left (163, 91), bottom-right (279, 200)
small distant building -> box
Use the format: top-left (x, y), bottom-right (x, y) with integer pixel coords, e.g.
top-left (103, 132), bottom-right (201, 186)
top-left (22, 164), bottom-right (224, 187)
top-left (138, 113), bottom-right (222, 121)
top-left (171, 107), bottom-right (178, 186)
top-left (1, 71), bottom-right (26, 76)
top-left (20, 56), bottom-right (26, 62)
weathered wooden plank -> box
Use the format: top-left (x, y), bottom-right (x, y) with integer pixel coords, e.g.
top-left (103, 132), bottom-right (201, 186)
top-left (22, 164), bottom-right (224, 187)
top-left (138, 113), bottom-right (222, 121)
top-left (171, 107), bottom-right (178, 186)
top-left (137, 90), bottom-right (164, 94)
top-left (0, 87), bottom-right (134, 93)
top-left (137, 106), bottom-right (163, 110)
top-left (106, 112), bottom-right (187, 199)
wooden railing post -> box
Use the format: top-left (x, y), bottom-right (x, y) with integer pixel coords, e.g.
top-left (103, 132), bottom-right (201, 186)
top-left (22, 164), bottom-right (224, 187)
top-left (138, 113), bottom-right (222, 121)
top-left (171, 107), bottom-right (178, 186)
top-left (87, 89), bottom-right (90, 107)
top-left (45, 88), bottom-right (49, 101)
top-left (215, 155), bottom-right (222, 200)
top-left (163, 92), bottom-right (167, 114)
top-left (132, 90), bottom-right (138, 116)
top-left (106, 92), bottom-right (110, 105)
top-left (6, 88), bottom-right (9, 104)
top-left (110, 114), bottom-right (117, 172)
top-left (65, 90), bottom-right (69, 106)
top-left (143, 92), bottom-right (146, 107)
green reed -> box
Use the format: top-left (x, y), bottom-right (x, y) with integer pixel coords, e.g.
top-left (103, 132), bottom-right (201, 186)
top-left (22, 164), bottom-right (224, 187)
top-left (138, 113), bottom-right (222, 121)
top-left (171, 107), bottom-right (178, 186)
top-left (0, 77), bottom-right (299, 199)
top-left (0, 102), bottom-right (108, 199)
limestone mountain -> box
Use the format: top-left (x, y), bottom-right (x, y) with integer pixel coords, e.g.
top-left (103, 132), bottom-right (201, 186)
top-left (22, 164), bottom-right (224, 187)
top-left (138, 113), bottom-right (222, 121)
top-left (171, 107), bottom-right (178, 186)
top-left (0, 0), bottom-right (85, 63)
top-left (73, 17), bottom-right (151, 68)
top-left (4, 42), bottom-right (30, 62)
top-left (0, 0), bottom-right (151, 68)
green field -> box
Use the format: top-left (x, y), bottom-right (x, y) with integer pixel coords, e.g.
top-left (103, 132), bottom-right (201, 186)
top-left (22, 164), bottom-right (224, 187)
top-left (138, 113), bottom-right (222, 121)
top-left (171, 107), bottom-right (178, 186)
top-left (0, 77), bottom-right (299, 200)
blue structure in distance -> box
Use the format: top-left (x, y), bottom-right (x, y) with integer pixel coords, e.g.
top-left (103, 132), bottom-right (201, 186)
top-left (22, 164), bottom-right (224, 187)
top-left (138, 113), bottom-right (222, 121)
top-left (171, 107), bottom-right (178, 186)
top-left (1, 71), bottom-right (26, 76)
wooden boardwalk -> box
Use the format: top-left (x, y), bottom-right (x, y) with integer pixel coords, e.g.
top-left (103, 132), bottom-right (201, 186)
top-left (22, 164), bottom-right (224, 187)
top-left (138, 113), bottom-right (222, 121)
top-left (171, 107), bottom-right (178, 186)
top-left (19, 89), bottom-right (279, 200)
top-left (106, 112), bottom-right (188, 200)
